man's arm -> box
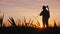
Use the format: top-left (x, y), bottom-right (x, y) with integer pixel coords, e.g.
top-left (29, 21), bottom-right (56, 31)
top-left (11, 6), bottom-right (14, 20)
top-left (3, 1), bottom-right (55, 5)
top-left (40, 11), bottom-right (43, 16)
top-left (37, 11), bottom-right (42, 17)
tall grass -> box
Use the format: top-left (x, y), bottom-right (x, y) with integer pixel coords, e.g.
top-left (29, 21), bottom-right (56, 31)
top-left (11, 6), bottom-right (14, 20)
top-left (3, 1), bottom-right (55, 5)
top-left (7, 17), bottom-right (37, 28)
top-left (22, 17), bottom-right (37, 28)
top-left (0, 16), bottom-right (57, 28)
top-left (4, 17), bottom-right (58, 28)
top-left (0, 13), bottom-right (4, 27)
top-left (8, 17), bottom-right (16, 27)
top-left (37, 20), bottom-right (40, 26)
top-left (54, 20), bottom-right (57, 27)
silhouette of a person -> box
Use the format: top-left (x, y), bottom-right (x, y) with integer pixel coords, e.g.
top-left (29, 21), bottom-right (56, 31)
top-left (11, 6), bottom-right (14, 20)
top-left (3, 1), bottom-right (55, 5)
top-left (40, 6), bottom-right (50, 27)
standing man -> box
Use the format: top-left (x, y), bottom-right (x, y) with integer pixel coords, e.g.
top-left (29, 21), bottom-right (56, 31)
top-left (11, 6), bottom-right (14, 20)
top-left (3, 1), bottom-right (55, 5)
top-left (39, 5), bottom-right (50, 27)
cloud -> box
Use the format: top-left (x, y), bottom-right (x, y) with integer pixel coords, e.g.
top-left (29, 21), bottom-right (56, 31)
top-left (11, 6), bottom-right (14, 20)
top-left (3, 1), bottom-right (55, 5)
top-left (0, 0), bottom-right (42, 7)
top-left (0, 0), bottom-right (60, 9)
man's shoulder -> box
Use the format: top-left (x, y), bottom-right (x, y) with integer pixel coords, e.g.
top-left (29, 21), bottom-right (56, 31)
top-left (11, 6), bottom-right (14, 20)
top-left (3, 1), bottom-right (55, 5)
top-left (41, 11), bottom-right (44, 12)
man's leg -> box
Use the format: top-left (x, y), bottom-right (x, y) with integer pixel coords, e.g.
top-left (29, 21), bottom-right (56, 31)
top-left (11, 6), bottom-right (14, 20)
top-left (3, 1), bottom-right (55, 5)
top-left (43, 18), bottom-right (45, 27)
top-left (0, 23), bottom-right (2, 27)
top-left (46, 19), bottom-right (48, 27)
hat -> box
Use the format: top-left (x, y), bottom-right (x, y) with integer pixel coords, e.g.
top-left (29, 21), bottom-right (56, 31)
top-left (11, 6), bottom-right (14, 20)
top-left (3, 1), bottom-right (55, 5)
top-left (43, 6), bottom-right (46, 8)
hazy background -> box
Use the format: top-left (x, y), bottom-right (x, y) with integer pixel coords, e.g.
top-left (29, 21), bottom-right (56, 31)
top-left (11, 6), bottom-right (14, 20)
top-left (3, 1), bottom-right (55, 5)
top-left (0, 0), bottom-right (60, 26)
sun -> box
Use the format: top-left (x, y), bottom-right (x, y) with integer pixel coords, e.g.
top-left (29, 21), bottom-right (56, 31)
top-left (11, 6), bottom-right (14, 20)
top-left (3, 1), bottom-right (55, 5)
top-left (40, 22), bottom-right (43, 28)
top-left (40, 24), bottom-right (43, 28)
top-left (39, 21), bottom-right (43, 28)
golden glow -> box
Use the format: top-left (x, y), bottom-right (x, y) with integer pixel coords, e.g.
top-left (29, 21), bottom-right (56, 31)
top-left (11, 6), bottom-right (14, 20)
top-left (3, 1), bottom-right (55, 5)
top-left (40, 24), bottom-right (43, 28)
top-left (0, 0), bottom-right (60, 27)
top-left (45, 24), bottom-right (47, 28)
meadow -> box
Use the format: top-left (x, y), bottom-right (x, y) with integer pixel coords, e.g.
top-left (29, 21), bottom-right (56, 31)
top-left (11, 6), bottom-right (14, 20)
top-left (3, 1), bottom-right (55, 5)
top-left (0, 13), bottom-right (60, 34)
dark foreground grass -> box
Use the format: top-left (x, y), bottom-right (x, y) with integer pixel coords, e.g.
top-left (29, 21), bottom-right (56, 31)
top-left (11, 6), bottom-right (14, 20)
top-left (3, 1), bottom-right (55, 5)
top-left (0, 14), bottom-right (60, 34)
top-left (0, 26), bottom-right (60, 34)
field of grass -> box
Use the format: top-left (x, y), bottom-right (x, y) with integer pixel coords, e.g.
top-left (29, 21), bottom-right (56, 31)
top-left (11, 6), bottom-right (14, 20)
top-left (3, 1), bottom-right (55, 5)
top-left (0, 14), bottom-right (60, 34)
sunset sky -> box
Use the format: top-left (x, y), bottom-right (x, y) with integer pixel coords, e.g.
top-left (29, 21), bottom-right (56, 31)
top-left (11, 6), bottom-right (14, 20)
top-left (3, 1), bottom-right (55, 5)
top-left (0, 0), bottom-right (60, 27)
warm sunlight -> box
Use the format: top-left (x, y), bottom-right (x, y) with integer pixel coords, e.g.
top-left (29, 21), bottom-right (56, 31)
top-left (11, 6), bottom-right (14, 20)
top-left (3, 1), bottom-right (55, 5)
top-left (45, 24), bottom-right (47, 28)
top-left (0, 0), bottom-right (60, 33)
top-left (0, 0), bottom-right (60, 27)
top-left (40, 24), bottom-right (43, 28)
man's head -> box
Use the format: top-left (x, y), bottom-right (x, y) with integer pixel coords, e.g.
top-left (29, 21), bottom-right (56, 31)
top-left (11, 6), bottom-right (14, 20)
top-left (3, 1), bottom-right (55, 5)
top-left (42, 6), bottom-right (46, 10)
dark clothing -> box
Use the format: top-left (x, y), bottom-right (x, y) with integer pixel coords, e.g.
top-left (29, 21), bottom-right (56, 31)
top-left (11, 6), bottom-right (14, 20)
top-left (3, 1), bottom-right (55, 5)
top-left (40, 10), bottom-right (50, 27)
top-left (43, 17), bottom-right (48, 27)
top-left (40, 10), bottom-right (50, 19)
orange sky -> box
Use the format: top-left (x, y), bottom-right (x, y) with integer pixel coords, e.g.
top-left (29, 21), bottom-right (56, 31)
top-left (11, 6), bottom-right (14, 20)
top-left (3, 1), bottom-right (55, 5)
top-left (0, 0), bottom-right (60, 27)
